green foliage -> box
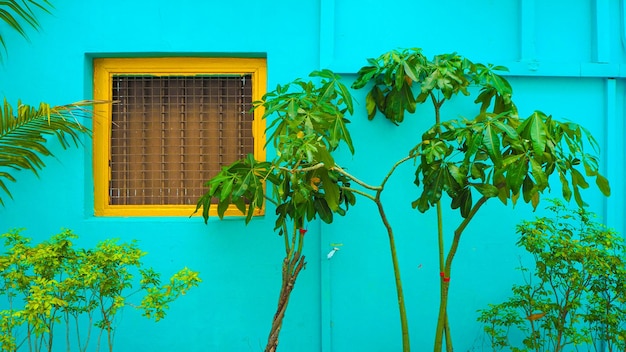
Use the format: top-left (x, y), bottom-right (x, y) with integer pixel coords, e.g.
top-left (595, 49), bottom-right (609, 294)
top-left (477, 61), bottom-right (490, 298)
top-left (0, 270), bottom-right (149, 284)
top-left (477, 200), bottom-right (626, 352)
top-left (0, 100), bottom-right (97, 205)
top-left (353, 48), bottom-right (609, 219)
top-left (0, 229), bottom-right (201, 352)
top-left (0, 1), bottom-right (53, 58)
top-left (352, 48), bottom-right (514, 124)
top-left (410, 110), bottom-right (609, 218)
top-left (196, 69), bottom-right (356, 228)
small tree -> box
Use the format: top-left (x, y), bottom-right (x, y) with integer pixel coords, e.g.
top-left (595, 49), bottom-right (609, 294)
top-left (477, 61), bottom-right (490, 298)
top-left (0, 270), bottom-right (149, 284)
top-left (352, 48), bottom-right (610, 352)
top-left (196, 68), bottom-right (421, 350)
top-left (196, 70), bottom-right (356, 352)
top-left (478, 200), bottom-right (626, 351)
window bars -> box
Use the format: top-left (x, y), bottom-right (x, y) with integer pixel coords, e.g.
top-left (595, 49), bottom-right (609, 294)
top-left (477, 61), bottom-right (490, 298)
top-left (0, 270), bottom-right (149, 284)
top-left (109, 75), bottom-right (254, 206)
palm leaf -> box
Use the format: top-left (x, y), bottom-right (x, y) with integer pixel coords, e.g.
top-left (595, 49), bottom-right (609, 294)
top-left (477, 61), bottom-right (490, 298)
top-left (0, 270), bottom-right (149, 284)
top-left (0, 99), bottom-right (97, 204)
top-left (0, 0), bottom-right (53, 58)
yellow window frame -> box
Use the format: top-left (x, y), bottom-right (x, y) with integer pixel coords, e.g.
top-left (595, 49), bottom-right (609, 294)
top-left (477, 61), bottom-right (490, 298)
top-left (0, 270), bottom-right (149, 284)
top-left (93, 57), bottom-right (267, 217)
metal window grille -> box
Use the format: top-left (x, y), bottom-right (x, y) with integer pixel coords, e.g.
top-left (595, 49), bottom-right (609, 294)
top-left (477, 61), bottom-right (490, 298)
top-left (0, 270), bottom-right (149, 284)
top-left (109, 75), bottom-right (254, 206)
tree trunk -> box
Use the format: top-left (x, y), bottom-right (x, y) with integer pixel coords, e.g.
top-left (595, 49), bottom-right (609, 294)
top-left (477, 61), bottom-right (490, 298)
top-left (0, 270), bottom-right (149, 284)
top-left (264, 254), bottom-right (306, 352)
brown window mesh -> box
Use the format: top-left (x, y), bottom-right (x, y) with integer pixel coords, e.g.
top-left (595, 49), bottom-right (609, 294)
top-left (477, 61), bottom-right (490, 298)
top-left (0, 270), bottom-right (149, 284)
top-left (110, 75), bottom-right (254, 206)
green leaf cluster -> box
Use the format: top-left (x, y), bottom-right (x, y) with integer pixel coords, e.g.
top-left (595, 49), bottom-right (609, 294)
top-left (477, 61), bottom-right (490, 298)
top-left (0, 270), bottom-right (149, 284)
top-left (196, 70), bottom-right (357, 228)
top-left (477, 200), bottom-right (626, 351)
top-left (352, 48), bottom-right (514, 124)
top-left (353, 48), bottom-right (609, 219)
top-left (410, 110), bottom-right (609, 218)
top-left (0, 229), bottom-right (201, 351)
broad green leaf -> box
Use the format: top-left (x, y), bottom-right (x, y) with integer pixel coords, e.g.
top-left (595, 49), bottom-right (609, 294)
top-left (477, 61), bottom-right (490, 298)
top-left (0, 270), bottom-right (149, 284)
top-left (422, 163), bottom-right (450, 203)
top-left (352, 66), bottom-right (378, 89)
top-left (219, 179), bottom-right (234, 202)
top-left (482, 123), bottom-right (502, 167)
top-left (416, 91), bottom-right (429, 103)
top-left (319, 169), bottom-right (340, 211)
top-left (492, 119), bottom-right (518, 139)
top-left (474, 88), bottom-right (496, 113)
top-left (470, 163), bottom-right (486, 180)
top-left (287, 99), bottom-right (297, 119)
top-left (473, 183), bottom-right (499, 198)
top-left (412, 194), bottom-right (430, 213)
top-left (494, 174), bottom-right (509, 205)
top-left (463, 133), bottom-right (482, 162)
top-left (314, 147), bottom-right (335, 168)
top-left (395, 63), bottom-right (405, 88)
top-left (595, 174), bottom-right (610, 196)
top-left (558, 171), bottom-right (572, 202)
top-left (571, 168), bottom-right (590, 189)
top-left (314, 198), bottom-right (333, 224)
top-left (502, 154), bottom-right (524, 168)
top-left (233, 197), bottom-right (246, 214)
top-left (572, 185), bottom-right (586, 207)
top-left (196, 193), bottom-right (211, 223)
top-left (460, 188), bottom-right (472, 218)
top-left (400, 83), bottom-right (416, 113)
top-left (528, 112), bottom-right (548, 156)
top-left (337, 81), bottom-right (354, 114)
top-left (383, 88), bottom-right (405, 124)
top-left (403, 61), bottom-right (419, 82)
top-left (310, 69), bottom-right (336, 80)
top-left (233, 173), bottom-right (252, 199)
top-left (366, 89), bottom-right (377, 120)
top-left (332, 116), bottom-right (354, 154)
top-left (582, 158), bottom-right (599, 177)
top-left (319, 81), bottom-right (335, 102)
top-left (217, 200), bottom-right (229, 218)
top-left (506, 158), bottom-right (529, 195)
top-left (529, 158), bottom-right (547, 189)
top-left (522, 175), bottom-right (537, 204)
top-left (489, 73), bottom-right (510, 95)
top-left (447, 164), bottom-right (466, 186)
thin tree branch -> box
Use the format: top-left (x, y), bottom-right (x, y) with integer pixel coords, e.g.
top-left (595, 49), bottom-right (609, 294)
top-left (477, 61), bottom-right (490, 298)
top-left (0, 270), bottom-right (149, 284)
top-left (332, 165), bottom-right (382, 190)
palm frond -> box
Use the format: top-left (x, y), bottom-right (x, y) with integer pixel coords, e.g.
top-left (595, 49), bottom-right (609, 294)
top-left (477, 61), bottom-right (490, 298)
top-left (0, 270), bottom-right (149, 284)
top-left (0, 99), bottom-right (100, 205)
top-left (0, 0), bottom-right (53, 57)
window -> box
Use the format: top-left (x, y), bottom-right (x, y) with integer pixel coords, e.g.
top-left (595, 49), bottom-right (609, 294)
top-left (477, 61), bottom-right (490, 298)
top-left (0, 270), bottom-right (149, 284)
top-left (93, 58), bottom-right (266, 216)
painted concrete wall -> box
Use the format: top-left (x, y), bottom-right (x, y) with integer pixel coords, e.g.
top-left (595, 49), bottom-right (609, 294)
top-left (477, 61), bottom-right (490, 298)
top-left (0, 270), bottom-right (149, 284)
top-left (0, 0), bottom-right (624, 351)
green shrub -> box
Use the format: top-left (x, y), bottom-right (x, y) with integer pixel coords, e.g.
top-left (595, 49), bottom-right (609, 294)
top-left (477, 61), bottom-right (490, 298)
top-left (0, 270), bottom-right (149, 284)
top-left (0, 229), bottom-right (200, 352)
top-left (477, 200), bottom-right (626, 352)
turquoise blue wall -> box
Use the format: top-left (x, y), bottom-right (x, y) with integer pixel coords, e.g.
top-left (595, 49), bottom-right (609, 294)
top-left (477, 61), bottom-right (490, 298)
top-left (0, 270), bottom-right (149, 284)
top-left (0, 0), bottom-right (624, 351)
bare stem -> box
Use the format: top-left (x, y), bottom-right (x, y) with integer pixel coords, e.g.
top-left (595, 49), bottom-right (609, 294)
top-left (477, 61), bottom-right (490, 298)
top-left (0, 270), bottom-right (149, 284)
top-left (278, 162), bottom-right (326, 174)
top-left (374, 197), bottom-right (411, 352)
top-left (434, 196), bottom-right (489, 352)
top-left (340, 186), bottom-right (376, 201)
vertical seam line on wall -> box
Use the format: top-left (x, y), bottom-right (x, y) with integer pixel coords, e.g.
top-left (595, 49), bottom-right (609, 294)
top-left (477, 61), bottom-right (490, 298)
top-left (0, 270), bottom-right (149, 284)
top-left (520, 0), bottom-right (536, 63)
top-left (594, 0), bottom-right (610, 63)
top-left (319, 0), bottom-right (335, 69)
top-left (320, 224), bottom-right (332, 352)
top-left (622, 0), bottom-right (626, 51)
top-left (319, 2), bottom-right (335, 350)
top-left (603, 78), bottom-right (624, 236)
